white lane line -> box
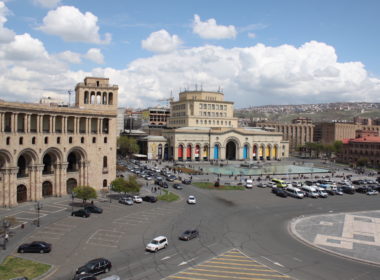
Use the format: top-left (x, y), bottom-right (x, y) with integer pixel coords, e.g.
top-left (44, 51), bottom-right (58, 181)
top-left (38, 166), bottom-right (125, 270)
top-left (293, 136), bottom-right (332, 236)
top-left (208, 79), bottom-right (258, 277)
top-left (178, 257), bottom-right (198, 266)
top-left (161, 253), bottom-right (178, 260)
top-left (261, 256), bottom-right (284, 267)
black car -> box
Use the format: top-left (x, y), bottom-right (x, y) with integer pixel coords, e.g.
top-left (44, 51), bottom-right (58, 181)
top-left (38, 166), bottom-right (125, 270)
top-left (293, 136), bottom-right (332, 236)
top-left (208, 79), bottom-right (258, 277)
top-left (356, 185), bottom-right (372, 193)
top-left (161, 182), bottom-right (169, 188)
top-left (71, 209), bottom-right (91, 218)
top-left (179, 229), bottom-right (199, 241)
top-left (72, 274), bottom-right (97, 280)
top-left (275, 188), bottom-right (288, 198)
top-left (173, 184), bottom-right (183, 190)
top-left (84, 205), bottom-right (103, 214)
top-left (341, 185), bottom-right (355, 194)
top-left (182, 179), bottom-right (192, 185)
top-left (18, 241), bottom-right (51, 253)
top-left (142, 195), bottom-right (157, 203)
top-left (76, 258), bottom-right (112, 276)
top-left (166, 175), bottom-right (176, 182)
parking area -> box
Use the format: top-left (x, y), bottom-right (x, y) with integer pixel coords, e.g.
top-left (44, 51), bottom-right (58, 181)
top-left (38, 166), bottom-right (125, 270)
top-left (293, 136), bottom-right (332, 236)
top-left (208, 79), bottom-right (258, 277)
top-left (165, 249), bottom-right (292, 280)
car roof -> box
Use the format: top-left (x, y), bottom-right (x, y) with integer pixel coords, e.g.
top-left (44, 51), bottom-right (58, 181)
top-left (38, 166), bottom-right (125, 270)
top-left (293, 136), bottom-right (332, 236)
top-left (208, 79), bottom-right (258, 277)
top-left (88, 258), bottom-right (108, 263)
top-left (153, 236), bottom-right (167, 240)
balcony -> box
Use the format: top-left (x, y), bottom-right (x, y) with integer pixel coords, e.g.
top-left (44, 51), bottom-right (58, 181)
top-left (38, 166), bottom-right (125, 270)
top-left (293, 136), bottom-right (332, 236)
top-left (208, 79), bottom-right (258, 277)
top-left (102, 167), bottom-right (109, 174)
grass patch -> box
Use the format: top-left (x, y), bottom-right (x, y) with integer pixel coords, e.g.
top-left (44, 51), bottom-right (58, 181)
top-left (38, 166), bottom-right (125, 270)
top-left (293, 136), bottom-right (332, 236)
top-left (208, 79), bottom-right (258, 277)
top-left (157, 190), bottom-right (180, 202)
top-left (0, 256), bottom-right (51, 280)
top-left (193, 182), bottom-right (245, 190)
top-left (172, 167), bottom-right (202, 175)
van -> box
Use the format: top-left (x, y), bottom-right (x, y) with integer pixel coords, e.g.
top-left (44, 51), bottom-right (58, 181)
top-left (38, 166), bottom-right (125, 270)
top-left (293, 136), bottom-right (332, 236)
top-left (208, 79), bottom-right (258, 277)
top-left (301, 186), bottom-right (319, 198)
top-left (245, 179), bottom-right (253, 188)
top-left (146, 236), bottom-right (168, 252)
top-left (317, 187), bottom-right (328, 198)
top-left (286, 186), bottom-right (304, 199)
top-left (272, 179), bottom-right (287, 188)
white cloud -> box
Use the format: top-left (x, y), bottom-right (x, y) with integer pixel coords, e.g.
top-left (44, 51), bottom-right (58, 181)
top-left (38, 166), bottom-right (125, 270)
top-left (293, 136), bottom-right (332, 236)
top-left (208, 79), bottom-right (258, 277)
top-left (247, 32), bottom-right (256, 39)
top-left (192, 14), bottom-right (237, 40)
top-left (56, 50), bottom-right (81, 64)
top-left (141, 29), bottom-right (182, 53)
top-left (0, 1), bottom-right (15, 43)
top-left (38, 6), bottom-right (111, 44)
top-left (84, 48), bottom-right (104, 64)
top-left (33, 0), bottom-right (62, 9)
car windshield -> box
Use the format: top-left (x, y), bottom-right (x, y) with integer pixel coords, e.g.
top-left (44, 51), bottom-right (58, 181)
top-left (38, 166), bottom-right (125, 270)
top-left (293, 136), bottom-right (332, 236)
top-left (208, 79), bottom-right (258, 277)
top-left (151, 240), bottom-right (159, 245)
top-left (184, 230), bottom-right (191, 234)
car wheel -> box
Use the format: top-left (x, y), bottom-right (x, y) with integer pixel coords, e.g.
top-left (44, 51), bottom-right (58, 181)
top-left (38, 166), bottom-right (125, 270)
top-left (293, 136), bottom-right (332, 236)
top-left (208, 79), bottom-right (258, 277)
top-left (105, 268), bottom-right (109, 273)
top-left (165, 244), bottom-right (168, 248)
top-left (40, 249), bottom-right (44, 254)
top-left (20, 249), bottom-right (24, 253)
top-left (155, 248), bottom-right (158, 252)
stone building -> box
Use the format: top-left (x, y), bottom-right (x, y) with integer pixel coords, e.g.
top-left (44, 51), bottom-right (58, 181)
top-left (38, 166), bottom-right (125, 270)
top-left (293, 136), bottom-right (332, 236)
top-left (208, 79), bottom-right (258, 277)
top-left (144, 90), bottom-right (289, 161)
top-left (0, 77), bottom-right (118, 207)
top-left (339, 130), bottom-right (380, 167)
top-left (314, 122), bottom-right (380, 145)
top-left (254, 117), bottom-right (314, 155)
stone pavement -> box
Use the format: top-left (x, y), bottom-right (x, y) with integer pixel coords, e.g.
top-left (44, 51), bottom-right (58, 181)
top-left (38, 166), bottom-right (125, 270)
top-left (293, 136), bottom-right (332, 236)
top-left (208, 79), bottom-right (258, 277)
top-left (291, 210), bottom-right (380, 265)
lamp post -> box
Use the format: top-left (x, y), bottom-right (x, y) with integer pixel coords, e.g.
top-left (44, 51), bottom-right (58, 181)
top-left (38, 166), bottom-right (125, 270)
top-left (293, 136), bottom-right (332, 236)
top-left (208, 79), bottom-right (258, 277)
top-left (35, 202), bottom-right (43, 227)
top-left (2, 219), bottom-right (10, 250)
top-left (71, 194), bottom-right (75, 212)
top-left (109, 184), bottom-right (112, 204)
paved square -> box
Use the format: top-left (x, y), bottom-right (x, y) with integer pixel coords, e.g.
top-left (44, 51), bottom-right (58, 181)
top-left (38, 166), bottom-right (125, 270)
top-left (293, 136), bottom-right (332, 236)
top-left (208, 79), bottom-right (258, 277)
top-left (165, 249), bottom-right (292, 280)
top-left (86, 229), bottom-right (124, 248)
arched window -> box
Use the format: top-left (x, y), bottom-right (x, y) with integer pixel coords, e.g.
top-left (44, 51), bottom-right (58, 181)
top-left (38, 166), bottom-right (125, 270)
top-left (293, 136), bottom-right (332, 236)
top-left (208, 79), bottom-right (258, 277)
top-left (44, 137), bottom-right (48, 144)
top-left (69, 137), bottom-right (73, 144)
top-left (103, 179), bottom-right (107, 187)
top-left (108, 92), bottom-right (113, 105)
top-left (32, 137), bottom-right (36, 145)
top-left (57, 137), bottom-right (61, 144)
top-left (19, 137), bottom-right (23, 145)
top-left (104, 137), bottom-right (107, 143)
top-left (92, 137), bottom-right (96, 143)
top-left (103, 156), bottom-right (107, 168)
top-left (81, 137), bottom-right (85, 144)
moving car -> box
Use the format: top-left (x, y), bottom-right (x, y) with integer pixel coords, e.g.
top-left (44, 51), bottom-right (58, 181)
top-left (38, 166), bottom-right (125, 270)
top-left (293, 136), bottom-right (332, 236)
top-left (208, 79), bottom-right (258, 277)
top-left (182, 179), bottom-right (192, 185)
top-left (84, 205), bottom-right (103, 214)
top-left (17, 241), bottom-right (51, 254)
top-left (76, 258), bottom-right (112, 276)
top-left (245, 179), bottom-right (253, 188)
top-left (142, 195), bottom-right (157, 203)
top-left (132, 196), bottom-right (143, 203)
top-left (146, 236), bottom-right (168, 252)
top-left (179, 229), bottom-right (199, 241)
top-left (71, 209), bottom-right (91, 218)
top-left (187, 195), bottom-right (196, 204)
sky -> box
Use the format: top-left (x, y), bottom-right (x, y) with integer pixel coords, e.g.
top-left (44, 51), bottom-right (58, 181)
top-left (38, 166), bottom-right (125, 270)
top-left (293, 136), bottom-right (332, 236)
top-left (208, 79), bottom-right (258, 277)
top-left (0, 0), bottom-right (380, 108)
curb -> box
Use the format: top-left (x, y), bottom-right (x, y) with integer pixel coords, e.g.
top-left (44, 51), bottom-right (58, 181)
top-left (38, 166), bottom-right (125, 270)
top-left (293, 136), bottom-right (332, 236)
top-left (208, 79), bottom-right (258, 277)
top-left (288, 210), bottom-right (380, 268)
top-left (34, 264), bottom-right (58, 280)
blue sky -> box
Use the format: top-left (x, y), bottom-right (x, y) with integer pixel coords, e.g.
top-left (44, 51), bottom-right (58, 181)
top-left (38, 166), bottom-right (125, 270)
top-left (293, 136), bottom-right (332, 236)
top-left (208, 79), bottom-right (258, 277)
top-left (1, 0), bottom-right (380, 108)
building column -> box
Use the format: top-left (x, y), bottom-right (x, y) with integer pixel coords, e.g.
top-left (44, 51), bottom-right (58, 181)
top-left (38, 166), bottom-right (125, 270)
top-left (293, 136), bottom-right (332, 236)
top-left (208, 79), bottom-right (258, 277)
top-left (100, 118), bottom-right (103, 134)
top-left (1, 170), bottom-right (8, 207)
top-left (51, 115), bottom-right (56, 133)
top-left (86, 118), bottom-right (90, 134)
top-left (38, 114), bottom-right (43, 133)
top-left (0, 112), bottom-right (4, 132)
top-left (11, 113), bottom-right (16, 133)
top-left (25, 114), bottom-right (31, 133)
top-left (8, 168), bottom-right (18, 207)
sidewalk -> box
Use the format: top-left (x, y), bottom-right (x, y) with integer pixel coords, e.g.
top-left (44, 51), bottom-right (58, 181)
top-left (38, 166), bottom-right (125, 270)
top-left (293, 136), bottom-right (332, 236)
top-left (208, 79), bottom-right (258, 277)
top-left (290, 210), bottom-right (380, 266)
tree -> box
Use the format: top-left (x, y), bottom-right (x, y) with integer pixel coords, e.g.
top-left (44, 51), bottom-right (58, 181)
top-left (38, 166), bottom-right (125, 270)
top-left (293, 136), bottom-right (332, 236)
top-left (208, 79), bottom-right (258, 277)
top-left (117, 136), bottom-right (139, 157)
top-left (72, 186), bottom-right (97, 206)
top-left (125, 175), bottom-right (141, 194)
top-left (111, 177), bottom-right (128, 194)
top-left (357, 157), bottom-right (368, 167)
top-left (333, 140), bottom-right (343, 154)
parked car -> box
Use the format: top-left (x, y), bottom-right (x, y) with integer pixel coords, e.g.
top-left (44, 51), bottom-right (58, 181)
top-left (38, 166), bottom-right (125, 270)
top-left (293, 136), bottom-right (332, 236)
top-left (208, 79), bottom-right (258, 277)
top-left (245, 179), bottom-right (253, 188)
top-left (367, 189), bottom-right (379, 195)
top-left (179, 229), bottom-right (199, 241)
top-left (275, 188), bottom-right (288, 198)
top-left (17, 241), bottom-right (51, 254)
top-left (71, 209), bottom-right (91, 218)
top-left (285, 186), bottom-right (304, 199)
top-left (173, 184), bottom-right (183, 190)
top-left (118, 197), bottom-right (133, 205)
top-left (187, 195), bottom-right (196, 204)
top-left (73, 274), bottom-right (97, 280)
top-left (341, 185), bottom-right (355, 194)
top-left (166, 175), bottom-right (176, 182)
top-left (146, 236), bottom-right (168, 252)
top-left (84, 205), bottom-right (103, 214)
top-left (182, 179), bottom-right (192, 185)
top-left (142, 195), bottom-right (157, 203)
top-left (132, 196), bottom-right (143, 203)
top-left (76, 258), bottom-right (112, 276)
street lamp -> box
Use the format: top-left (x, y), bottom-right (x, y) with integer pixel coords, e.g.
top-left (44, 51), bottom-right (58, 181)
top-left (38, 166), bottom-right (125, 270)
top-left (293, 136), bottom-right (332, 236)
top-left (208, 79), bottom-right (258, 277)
top-left (71, 194), bottom-right (75, 212)
top-left (35, 202), bottom-right (43, 227)
top-left (2, 219), bottom-right (10, 250)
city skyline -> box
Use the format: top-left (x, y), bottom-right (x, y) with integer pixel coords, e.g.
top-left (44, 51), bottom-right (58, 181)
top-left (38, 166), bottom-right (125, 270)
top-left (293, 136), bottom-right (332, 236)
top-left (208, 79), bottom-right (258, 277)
top-left (1, 0), bottom-right (380, 108)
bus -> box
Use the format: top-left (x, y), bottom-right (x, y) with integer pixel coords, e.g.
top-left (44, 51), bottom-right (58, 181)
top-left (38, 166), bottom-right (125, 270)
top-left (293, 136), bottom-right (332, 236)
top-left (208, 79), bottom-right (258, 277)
top-left (272, 178), bottom-right (287, 188)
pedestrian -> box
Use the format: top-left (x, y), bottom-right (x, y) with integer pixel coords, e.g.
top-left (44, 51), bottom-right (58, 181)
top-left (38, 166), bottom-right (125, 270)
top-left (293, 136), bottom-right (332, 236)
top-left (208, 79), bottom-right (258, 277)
top-left (91, 200), bottom-right (94, 205)
top-left (4, 233), bottom-right (9, 242)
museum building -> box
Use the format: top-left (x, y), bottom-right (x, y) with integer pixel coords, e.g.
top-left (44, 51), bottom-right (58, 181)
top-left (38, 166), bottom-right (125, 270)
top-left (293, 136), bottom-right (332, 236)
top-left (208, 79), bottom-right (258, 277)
top-left (0, 77), bottom-right (118, 207)
top-left (141, 90), bottom-right (289, 161)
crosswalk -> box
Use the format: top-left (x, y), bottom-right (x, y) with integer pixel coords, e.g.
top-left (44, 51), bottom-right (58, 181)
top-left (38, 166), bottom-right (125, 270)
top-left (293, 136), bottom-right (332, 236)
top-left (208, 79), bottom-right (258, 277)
top-left (165, 249), bottom-right (292, 280)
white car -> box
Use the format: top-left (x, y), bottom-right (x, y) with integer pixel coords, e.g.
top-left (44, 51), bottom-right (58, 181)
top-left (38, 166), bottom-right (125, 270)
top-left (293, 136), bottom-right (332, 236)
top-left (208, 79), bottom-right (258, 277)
top-left (133, 195), bottom-right (142, 203)
top-left (245, 179), bottom-right (253, 188)
top-left (146, 236), bottom-right (168, 252)
top-left (187, 195), bottom-right (196, 204)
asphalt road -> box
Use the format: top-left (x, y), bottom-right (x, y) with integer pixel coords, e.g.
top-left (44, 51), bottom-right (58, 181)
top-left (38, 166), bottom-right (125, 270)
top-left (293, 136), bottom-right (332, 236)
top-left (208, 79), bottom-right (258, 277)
top-left (4, 172), bottom-right (380, 280)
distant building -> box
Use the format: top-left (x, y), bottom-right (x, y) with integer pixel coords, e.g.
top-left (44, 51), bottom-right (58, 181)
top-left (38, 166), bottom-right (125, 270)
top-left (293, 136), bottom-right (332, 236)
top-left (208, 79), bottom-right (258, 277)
top-left (314, 122), bottom-right (380, 145)
top-left (339, 130), bottom-right (380, 167)
top-left (253, 117), bottom-right (314, 155)
top-left (143, 107), bottom-right (170, 127)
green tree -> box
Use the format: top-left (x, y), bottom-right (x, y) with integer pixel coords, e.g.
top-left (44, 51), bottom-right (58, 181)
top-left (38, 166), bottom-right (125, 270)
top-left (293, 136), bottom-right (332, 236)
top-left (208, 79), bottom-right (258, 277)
top-left (125, 175), bottom-right (141, 194)
top-left (72, 186), bottom-right (97, 206)
top-left (357, 157), bottom-right (368, 167)
top-left (333, 140), bottom-right (343, 154)
top-left (117, 136), bottom-right (139, 157)
top-left (111, 177), bottom-right (128, 194)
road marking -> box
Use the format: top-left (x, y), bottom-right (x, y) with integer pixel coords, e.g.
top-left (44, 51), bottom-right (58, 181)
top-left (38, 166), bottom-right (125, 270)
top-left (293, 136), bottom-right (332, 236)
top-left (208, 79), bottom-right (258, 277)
top-left (261, 256), bottom-right (284, 267)
top-left (188, 268), bottom-right (290, 278)
top-left (178, 257), bottom-right (198, 266)
top-left (162, 253), bottom-right (178, 261)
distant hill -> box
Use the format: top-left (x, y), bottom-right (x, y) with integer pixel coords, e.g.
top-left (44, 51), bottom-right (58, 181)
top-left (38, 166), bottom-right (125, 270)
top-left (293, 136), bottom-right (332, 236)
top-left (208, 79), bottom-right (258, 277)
top-left (235, 102), bottom-right (380, 123)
